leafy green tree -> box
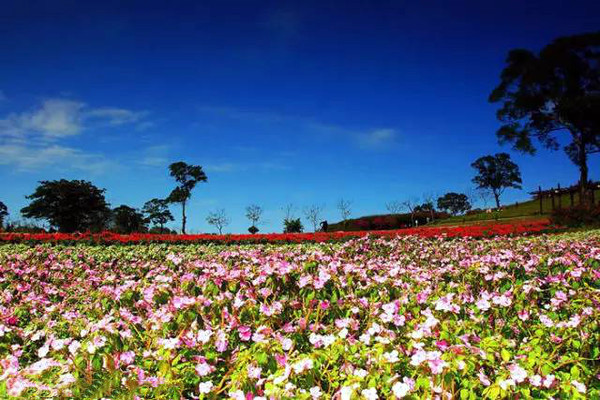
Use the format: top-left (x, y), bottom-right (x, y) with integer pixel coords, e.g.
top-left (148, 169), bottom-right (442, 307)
top-left (283, 218), bottom-right (304, 233)
top-left (21, 180), bottom-right (111, 232)
top-left (166, 162), bottom-right (207, 234)
top-left (489, 32), bottom-right (600, 203)
top-left (111, 205), bottom-right (148, 234)
top-left (471, 153), bottom-right (522, 208)
top-left (142, 198), bottom-right (174, 233)
top-left (0, 201), bottom-right (7, 229)
top-left (437, 193), bottom-right (471, 216)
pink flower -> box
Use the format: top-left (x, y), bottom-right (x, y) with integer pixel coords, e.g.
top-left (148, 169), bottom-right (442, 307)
top-left (238, 326), bottom-right (252, 341)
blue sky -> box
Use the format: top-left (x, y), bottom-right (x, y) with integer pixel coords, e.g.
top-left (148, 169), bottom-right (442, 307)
top-left (1, 0), bottom-right (599, 233)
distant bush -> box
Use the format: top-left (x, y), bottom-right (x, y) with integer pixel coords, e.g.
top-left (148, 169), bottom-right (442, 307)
top-left (283, 218), bottom-right (303, 233)
top-left (550, 205), bottom-right (600, 227)
top-left (329, 211), bottom-right (449, 232)
top-left (248, 226), bottom-right (259, 234)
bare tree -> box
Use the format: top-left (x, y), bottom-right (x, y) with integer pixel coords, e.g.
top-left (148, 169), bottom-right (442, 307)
top-left (282, 203), bottom-right (296, 221)
top-left (385, 201), bottom-right (403, 214)
top-left (206, 209), bottom-right (229, 234)
top-left (402, 198), bottom-right (419, 226)
top-left (303, 204), bottom-right (324, 232)
top-left (336, 198), bottom-right (352, 227)
top-left (421, 192), bottom-right (437, 222)
top-left (245, 204), bottom-right (263, 228)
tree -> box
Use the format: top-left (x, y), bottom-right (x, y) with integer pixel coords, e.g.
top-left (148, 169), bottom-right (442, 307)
top-left (283, 218), bottom-right (304, 233)
top-left (336, 199), bottom-right (352, 227)
top-left (111, 205), bottom-right (148, 234)
top-left (303, 204), bottom-right (323, 232)
top-left (437, 192), bottom-right (471, 216)
top-left (402, 198), bottom-right (419, 226)
top-left (142, 198), bottom-right (174, 233)
top-left (489, 32), bottom-right (600, 203)
top-left (166, 162), bottom-right (207, 234)
top-left (385, 201), bottom-right (403, 214)
top-left (414, 201), bottom-right (435, 222)
top-left (0, 201), bottom-right (7, 229)
top-left (471, 153), bottom-right (523, 208)
top-left (21, 180), bottom-right (110, 232)
top-left (206, 209), bottom-right (229, 234)
top-left (245, 204), bottom-right (263, 234)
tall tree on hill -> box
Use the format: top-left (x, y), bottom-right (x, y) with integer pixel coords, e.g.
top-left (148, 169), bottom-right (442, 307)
top-left (303, 204), bottom-right (324, 232)
top-left (471, 153), bottom-right (522, 208)
top-left (0, 201), bottom-right (8, 229)
top-left (489, 32), bottom-right (600, 204)
top-left (166, 162), bottom-right (207, 234)
top-left (21, 180), bottom-right (110, 232)
top-left (142, 198), bottom-right (174, 233)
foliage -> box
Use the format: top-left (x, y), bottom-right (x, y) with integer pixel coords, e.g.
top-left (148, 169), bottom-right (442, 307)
top-left (283, 218), bottom-right (304, 233)
top-left (111, 205), bottom-right (148, 234)
top-left (206, 209), bottom-right (230, 234)
top-left (142, 199), bottom-right (174, 231)
top-left (166, 162), bottom-right (208, 234)
top-left (20, 179), bottom-right (111, 232)
top-left (0, 230), bottom-right (598, 399)
top-left (489, 32), bottom-right (600, 202)
top-left (471, 153), bottom-right (522, 208)
top-left (437, 193), bottom-right (472, 216)
top-left (550, 205), bottom-right (600, 227)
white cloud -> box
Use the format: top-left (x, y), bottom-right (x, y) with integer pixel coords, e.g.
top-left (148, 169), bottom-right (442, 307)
top-left (358, 128), bottom-right (397, 148)
top-left (85, 107), bottom-right (148, 126)
top-left (0, 97), bottom-right (150, 174)
top-left (0, 98), bottom-right (149, 139)
top-left (0, 143), bottom-right (113, 174)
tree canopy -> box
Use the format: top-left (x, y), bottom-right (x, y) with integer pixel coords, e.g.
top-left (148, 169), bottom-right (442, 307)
top-left (21, 180), bottom-right (110, 232)
top-left (166, 162), bottom-right (207, 234)
top-left (111, 205), bottom-right (148, 234)
top-left (471, 153), bottom-right (522, 208)
top-left (142, 198), bottom-right (174, 232)
top-left (489, 32), bottom-right (600, 202)
top-left (437, 193), bottom-right (471, 216)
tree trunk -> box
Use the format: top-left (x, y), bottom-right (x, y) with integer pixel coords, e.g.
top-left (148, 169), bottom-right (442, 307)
top-left (181, 201), bottom-right (187, 234)
top-left (493, 190), bottom-right (501, 209)
top-left (578, 143), bottom-right (589, 205)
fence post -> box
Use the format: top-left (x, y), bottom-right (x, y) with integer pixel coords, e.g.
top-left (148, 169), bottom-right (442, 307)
top-left (570, 190), bottom-right (574, 207)
top-left (539, 186), bottom-right (543, 214)
top-left (557, 183), bottom-right (561, 209)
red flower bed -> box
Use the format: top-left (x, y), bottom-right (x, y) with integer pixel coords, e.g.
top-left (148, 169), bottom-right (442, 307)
top-left (0, 219), bottom-right (557, 244)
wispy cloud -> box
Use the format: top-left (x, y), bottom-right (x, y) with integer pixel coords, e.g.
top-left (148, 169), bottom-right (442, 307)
top-left (198, 105), bottom-right (397, 149)
top-left (0, 97), bottom-right (151, 173)
top-left (0, 143), bottom-right (114, 174)
top-left (136, 145), bottom-right (171, 168)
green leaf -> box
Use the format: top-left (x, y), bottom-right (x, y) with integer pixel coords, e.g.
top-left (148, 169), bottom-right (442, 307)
top-left (501, 349), bottom-right (511, 362)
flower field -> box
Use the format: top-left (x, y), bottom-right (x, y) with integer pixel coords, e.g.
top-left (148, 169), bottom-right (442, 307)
top-left (1, 230), bottom-right (599, 399)
top-left (0, 219), bottom-right (553, 244)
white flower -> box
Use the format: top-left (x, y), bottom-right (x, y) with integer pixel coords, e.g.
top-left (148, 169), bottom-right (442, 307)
top-left (572, 380), bottom-right (586, 393)
top-left (310, 386), bottom-right (322, 399)
top-left (197, 329), bottom-right (213, 344)
top-left (508, 364), bottom-right (527, 383)
top-left (199, 381), bottom-right (213, 394)
top-left (228, 390), bottom-right (245, 400)
top-left (383, 350), bottom-right (400, 363)
top-left (391, 382), bottom-right (410, 398)
top-left (361, 387), bottom-right (378, 400)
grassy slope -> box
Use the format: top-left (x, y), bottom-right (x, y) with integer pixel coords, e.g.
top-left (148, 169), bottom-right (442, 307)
top-left (431, 189), bottom-right (600, 226)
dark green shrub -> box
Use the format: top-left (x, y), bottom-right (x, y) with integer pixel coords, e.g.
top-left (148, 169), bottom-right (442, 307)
top-left (283, 218), bottom-right (303, 233)
top-left (550, 205), bottom-right (600, 227)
